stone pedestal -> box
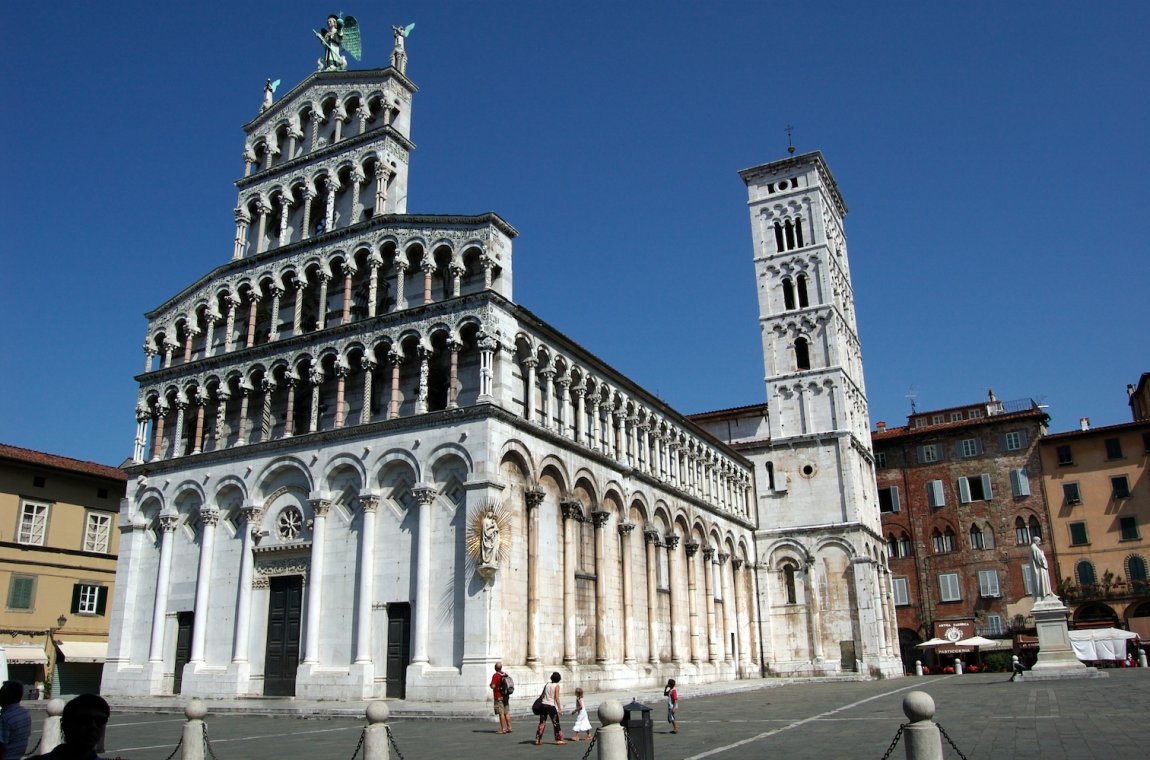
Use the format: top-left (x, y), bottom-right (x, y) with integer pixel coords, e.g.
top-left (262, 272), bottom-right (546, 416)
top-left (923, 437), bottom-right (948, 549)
top-left (1026, 599), bottom-right (1106, 680)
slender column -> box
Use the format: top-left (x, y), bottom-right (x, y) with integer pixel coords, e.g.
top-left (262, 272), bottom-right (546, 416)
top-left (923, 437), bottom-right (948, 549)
top-left (449, 262), bottom-right (464, 297)
top-left (627, 415), bottom-right (639, 466)
top-left (373, 162), bottom-right (391, 215)
top-left (333, 363), bottom-right (348, 428)
top-left (286, 122), bottom-right (303, 158)
top-left (419, 257), bottom-right (436, 305)
top-left (212, 391), bottom-right (229, 449)
top-left (144, 344), bottom-right (156, 373)
top-left (267, 286), bottom-right (283, 341)
top-left (308, 104), bottom-right (323, 152)
top-left (232, 506), bottom-right (262, 663)
top-left (387, 351), bottom-right (402, 419)
top-left (602, 402), bottom-right (616, 456)
top-left (560, 500), bottom-right (580, 665)
top-left (521, 357), bottom-right (538, 423)
top-left (242, 148), bottom-right (256, 177)
top-left (232, 208), bottom-right (250, 260)
top-left (644, 529), bottom-right (661, 664)
top-left (360, 358), bottom-right (376, 424)
top-left (341, 263), bottom-right (356, 325)
top-left (254, 198), bottom-right (270, 254)
top-left (133, 408), bottom-right (149, 462)
top-left (685, 542), bottom-right (702, 664)
top-left (236, 385), bottom-right (252, 445)
top-left (806, 560), bottom-right (824, 661)
top-left (525, 488), bottom-right (545, 663)
top-left (315, 272), bottom-right (331, 330)
top-left (191, 393), bottom-right (206, 454)
top-left (307, 366), bottom-right (322, 433)
top-left (615, 408), bottom-right (626, 462)
top-left (719, 553), bottom-right (735, 662)
top-left (538, 368), bottom-right (554, 429)
top-left (591, 511), bottom-right (610, 662)
top-left (300, 186), bottom-right (315, 240)
top-left (292, 279), bottom-right (307, 336)
top-left (282, 377), bottom-right (298, 437)
top-left (189, 508), bottom-right (220, 663)
top-left (477, 336), bottom-right (496, 401)
top-left (638, 423), bottom-right (650, 473)
top-left (277, 196), bottom-right (293, 247)
top-left (162, 339), bottom-right (176, 369)
top-left (589, 396), bottom-right (601, 450)
top-left (480, 254), bottom-right (495, 289)
top-left (149, 405), bottom-right (167, 462)
top-left (556, 377), bottom-right (571, 437)
top-left (148, 515), bottom-right (180, 661)
top-left (747, 562), bottom-right (763, 669)
top-left (410, 485), bottom-right (437, 664)
top-left (447, 340), bottom-right (461, 409)
top-left (415, 347), bottom-right (430, 414)
top-left (170, 400), bottom-right (187, 457)
top-left (619, 523), bottom-right (636, 663)
top-left (182, 326), bottom-right (198, 363)
top-left (666, 534), bottom-right (683, 663)
top-left (303, 499), bottom-right (330, 664)
top-left (572, 385), bottom-right (586, 444)
top-left (366, 256), bottom-right (382, 317)
top-left (323, 177), bottom-right (338, 231)
top-left (224, 295), bottom-right (238, 352)
top-left (354, 495), bottom-right (379, 663)
top-left (349, 168), bottom-right (365, 224)
top-left (702, 548), bottom-right (718, 662)
top-left (392, 259), bottom-right (409, 310)
top-left (259, 378), bottom-right (276, 441)
top-left (203, 313), bottom-right (219, 358)
top-left (245, 291), bottom-right (262, 348)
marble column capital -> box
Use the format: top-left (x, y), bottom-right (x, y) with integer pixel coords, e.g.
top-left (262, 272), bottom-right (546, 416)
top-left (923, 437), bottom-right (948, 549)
top-left (684, 541), bottom-right (700, 557)
top-left (410, 485), bottom-right (438, 506)
top-left (199, 508), bottom-right (221, 527)
top-left (359, 494), bottom-right (381, 513)
top-left (525, 487), bottom-right (546, 509)
top-left (560, 499), bottom-right (583, 521)
top-left (618, 522), bottom-right (636, 536)
top-left (309, 498), bottom-right (332, 517)
top-left (664, 533), bottom-right (681, 551)
top-left (159, 514), bottom-right (180, 532)
top-left (643, 528), bottom-right (661, 545)
top-left (590, 510), bottom-right (610, 528)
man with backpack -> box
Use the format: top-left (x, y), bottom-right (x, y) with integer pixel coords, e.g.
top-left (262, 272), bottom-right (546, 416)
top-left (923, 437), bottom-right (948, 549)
top-left (490, 662), bottom-right (514, 734)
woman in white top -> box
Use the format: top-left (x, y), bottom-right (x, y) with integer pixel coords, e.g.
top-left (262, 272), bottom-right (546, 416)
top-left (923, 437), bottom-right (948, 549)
top-left (534, 671), bottom-right (566, 745)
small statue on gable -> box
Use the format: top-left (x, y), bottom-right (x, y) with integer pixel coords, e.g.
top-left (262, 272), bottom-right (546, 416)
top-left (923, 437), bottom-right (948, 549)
top-left (315, 13), bottom-right (361, 72)
top-left (391, 23), bottom-right (414, 74)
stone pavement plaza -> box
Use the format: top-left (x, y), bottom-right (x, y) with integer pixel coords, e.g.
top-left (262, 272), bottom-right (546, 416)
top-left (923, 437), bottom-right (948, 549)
top-left (35, 670), bottom-right (1150, 759)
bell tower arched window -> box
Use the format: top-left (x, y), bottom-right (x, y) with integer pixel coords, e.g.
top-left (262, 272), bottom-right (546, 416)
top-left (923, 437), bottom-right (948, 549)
top-left (782, 279), bottom-right (796, 310)
top-left (782, 562), bottom-right (797, 604)
top-left (795, 337), bottom-right (811, 371)
top-left (797, 273), bottom-right (809, 307)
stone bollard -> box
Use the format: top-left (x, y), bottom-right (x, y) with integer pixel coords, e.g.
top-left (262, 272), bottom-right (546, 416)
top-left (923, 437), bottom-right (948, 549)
top-left (1140, 648), bottom-right (1148, 669)
top-left (596, 699), bottom-right (626, 760)
top-left (901, 691), bottom-right (942, 760)
top-left (914, 660), bottom-right (923, 676)
top-left (37, 698), bottom-right (65, 754)
top-left (363, 702), bottom-right (390, 760)
top-left (182, 699), bottom-right (207, 760)
top-left (954, 657), bottom-right (962, 675)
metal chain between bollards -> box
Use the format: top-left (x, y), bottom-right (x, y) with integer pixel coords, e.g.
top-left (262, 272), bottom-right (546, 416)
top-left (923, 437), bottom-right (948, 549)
top-left (935, 722), bottom-right (971, 760)
top-left (202, 722), bottom-right (222, 760)
top-left (347, 727), bottom-right (367, 760)
top-left (160, 732), bottom-right (184, 760)
top-left (878, 723), bottom-right (905, 760)
top-left (577, 731), bottom-right (598, 760)
top-left (386, 724), bottom-right (407, 760)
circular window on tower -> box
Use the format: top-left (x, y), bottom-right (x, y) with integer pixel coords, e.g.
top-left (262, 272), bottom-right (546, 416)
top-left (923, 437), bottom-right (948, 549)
top-left (777, 179), bottom-right (790, 191)
top-left (277, 506), bottom-right (304, 541)
top-left (800, 464), bottom-right (817, 479)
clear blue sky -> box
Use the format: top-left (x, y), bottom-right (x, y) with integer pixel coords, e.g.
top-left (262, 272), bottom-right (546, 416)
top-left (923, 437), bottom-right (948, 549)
top-left (2, 1), bottom-right (1146, 467)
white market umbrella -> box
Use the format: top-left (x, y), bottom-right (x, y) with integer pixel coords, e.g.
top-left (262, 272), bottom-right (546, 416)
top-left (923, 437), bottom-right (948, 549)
top-left (955, 636), bottom-right (997, 648)
top-left (916, 638), bottom-right (950, 647)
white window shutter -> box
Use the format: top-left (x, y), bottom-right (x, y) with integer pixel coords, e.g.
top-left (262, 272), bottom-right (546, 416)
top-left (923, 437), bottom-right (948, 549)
top-left (928, 480), bottom-right (945, 508)
top-left (890, 486), bottom-right (901, 513)
top-left (958, 477), bottom-right (972, 504)
top-left (981, 473), bottom-right (993, 500)
top-left (893, 578), bottom-right (909, 606)
top-left (1011, 468), bottom-right (1031, 497)
top-left (1022, 565), bottom-right (1035, 596)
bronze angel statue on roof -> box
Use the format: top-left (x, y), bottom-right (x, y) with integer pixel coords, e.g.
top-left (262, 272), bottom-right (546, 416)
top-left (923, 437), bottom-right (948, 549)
top-left (315, 13), bottom-right (361, 71)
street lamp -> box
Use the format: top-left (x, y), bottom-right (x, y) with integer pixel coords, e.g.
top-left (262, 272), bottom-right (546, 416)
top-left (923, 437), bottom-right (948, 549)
top-left (46, 614), bottom-right (68, 699)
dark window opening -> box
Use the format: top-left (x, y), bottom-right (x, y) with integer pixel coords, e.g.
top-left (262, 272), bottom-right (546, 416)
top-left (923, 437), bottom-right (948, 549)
top-left (773, 222), bottom-right (785, 252)
top-left (782, 279), bottom-right (796, 310)
top-left (796, 274), bottom-right (809, 307)
top-left (795, 337), bottom-right (811, 371)
top-left (1105, 438), bottom-right (1123, 460)
top-left (1056, 445), bottom-right (1073, 466)
top-left (783, 564), bottom-right (797, 604)
top-left (33, 476), bottom-right (45, 488)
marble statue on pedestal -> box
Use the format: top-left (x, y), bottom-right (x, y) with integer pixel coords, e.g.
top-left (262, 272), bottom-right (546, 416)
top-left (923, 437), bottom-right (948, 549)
top-left (1029, 536), bottom-right (1055, 602)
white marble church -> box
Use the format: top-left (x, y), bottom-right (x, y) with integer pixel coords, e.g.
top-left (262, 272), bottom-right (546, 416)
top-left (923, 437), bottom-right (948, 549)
top-left (103, 27), bottom-right (901, 703)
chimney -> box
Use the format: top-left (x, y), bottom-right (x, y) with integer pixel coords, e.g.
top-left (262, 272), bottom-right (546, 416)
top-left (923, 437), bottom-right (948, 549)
top-left (876, 421), bottom-right (886, 432)
top-left (1079, 417), bottom-right (1090, 431)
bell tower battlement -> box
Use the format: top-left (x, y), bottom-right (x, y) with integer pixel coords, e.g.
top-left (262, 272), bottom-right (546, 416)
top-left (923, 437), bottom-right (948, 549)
top-left (230, 66), bottom-right (418, 261)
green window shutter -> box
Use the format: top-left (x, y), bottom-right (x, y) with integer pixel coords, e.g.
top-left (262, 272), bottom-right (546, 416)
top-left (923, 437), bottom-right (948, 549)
top-left (70, 583), bottom-right (82, 614)
top-left (96, 586), bottom-right (109, 615)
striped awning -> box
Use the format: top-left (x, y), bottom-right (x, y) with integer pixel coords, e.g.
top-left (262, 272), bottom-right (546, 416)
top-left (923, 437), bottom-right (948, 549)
top-left (0, 644), bottom-right (49, 664)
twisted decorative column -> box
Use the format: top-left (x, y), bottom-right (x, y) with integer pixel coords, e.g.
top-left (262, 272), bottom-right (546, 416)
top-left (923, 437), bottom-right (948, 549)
top-left (350, 167), bottom-right (365, 223)
top-left (212, 391), bottom-right (229, 450)
top-left (300, 185), bottom-right (315, 240)
top-left (170, 400), bottom-right (187, 458)
top-left (232, 208), bottom-right (250, 260)
top-left (292, 279), bottom-right (308, 336)
top-left (308, 365), bottom-right (323, 433)
top-left (235, 385), bottom-right (252, 445)
top-left (224, 294), bottom-right (239, 352)
top-left (315, 272), bottom-right (331, 330)
top-left (277, 196), bottom-right (293, 247)
top-left (203, 312), bottom-right (219, 358)
top-left (392, 258), bottom-right (409, 311)
top-left (282, 377), bottom-right (298, 437)
top-left (366, 254), bottom-right (382, 317)
top-left (267, 285), bottom-right (283, 341)
top-left (360, 358), bottom-right (377, 424)
top-left (373, 161), bottom-right (392, 216)
top-left (415, 347), bottom-right (430, 414)
top-left (259, 378), bottom-right (276, 441)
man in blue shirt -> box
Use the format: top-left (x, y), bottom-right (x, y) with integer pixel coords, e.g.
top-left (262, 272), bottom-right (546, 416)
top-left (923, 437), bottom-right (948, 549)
top-left (0, 680), bottom-right (32, 760)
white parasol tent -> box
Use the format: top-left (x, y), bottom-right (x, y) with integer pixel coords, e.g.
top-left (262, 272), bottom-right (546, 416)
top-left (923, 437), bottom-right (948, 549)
top-left (916, 637), bottom-right (950, 647)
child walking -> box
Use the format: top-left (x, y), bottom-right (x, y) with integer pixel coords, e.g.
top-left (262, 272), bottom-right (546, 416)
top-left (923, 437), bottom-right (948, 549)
top-left (664, 678), bottom-right (678, 734)
top-left (570, 687), bottom-right (592, 741)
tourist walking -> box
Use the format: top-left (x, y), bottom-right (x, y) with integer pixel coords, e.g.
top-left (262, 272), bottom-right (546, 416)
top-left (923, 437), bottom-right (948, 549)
top-left (570, 687), bottom-right (592, 741)
top-left (664, 678), bottom-right (679, 733)
top-left (490, 661), bottom-right (512, 734)
top-left (534, 672), bottom-right (566, 745)
top-left (0, 681), bottom-right (32, 760)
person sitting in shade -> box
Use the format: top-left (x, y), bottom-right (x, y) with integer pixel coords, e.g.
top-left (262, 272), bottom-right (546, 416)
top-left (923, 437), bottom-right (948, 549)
top-left (26, 693), bottom-right (116, 760)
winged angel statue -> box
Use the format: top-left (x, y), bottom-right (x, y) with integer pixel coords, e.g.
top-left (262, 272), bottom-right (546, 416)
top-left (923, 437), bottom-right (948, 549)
top-left (315, 13), bottom-right (361, 72)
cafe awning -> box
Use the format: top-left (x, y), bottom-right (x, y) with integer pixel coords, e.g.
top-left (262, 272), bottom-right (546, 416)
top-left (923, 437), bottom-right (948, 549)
top-left (0, 644), bottom-right (49, 664)
top-left (56, 640), bottom-right (108, 663)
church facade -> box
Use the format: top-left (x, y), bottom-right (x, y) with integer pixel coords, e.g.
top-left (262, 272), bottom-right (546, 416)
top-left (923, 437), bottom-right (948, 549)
top-left (103, 42), bottom-right (899, 703)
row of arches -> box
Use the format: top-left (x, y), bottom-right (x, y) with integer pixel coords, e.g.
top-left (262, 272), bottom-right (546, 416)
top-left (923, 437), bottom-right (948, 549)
top-left (146, 235), bottom-right (501, 371)
top-left (511, 336), bottom-right (753, 520)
